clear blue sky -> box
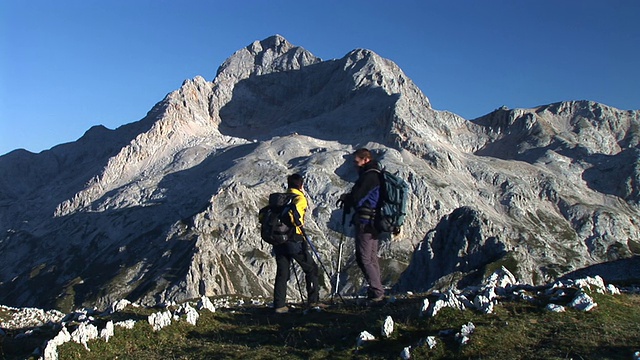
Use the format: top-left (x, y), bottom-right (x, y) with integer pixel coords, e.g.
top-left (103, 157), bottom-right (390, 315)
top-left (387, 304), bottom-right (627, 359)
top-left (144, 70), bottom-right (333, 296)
top-left (1, 0), bottom-right (639, 155)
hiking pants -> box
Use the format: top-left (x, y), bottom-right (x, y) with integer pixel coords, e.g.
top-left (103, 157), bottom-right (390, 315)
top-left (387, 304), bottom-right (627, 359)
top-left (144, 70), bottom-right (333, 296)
top-left (355, 227), bottom-right (384, 299)
top-left (273, 240), bottom-right (319, 308)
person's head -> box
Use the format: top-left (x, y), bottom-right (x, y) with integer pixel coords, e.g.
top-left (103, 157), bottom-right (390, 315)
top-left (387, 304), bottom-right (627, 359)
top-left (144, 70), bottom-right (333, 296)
top-left (353, 148), bottom-right (373, 168)
top-left (287, 173), bottom-right (304, 190)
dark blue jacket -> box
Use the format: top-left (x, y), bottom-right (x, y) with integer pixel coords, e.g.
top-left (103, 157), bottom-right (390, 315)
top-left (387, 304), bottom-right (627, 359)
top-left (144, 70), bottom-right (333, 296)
top-left (349, 160), bottom-right (381, 226)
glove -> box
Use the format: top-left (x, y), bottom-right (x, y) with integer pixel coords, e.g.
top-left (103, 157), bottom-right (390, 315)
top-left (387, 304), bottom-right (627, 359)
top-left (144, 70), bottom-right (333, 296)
top-left (336, 193), bottom-right (347, 208)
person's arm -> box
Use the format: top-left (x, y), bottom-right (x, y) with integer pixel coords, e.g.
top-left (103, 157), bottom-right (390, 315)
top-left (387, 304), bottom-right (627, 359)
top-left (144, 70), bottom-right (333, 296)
top-left (350, 171), bottom-right (380, 208)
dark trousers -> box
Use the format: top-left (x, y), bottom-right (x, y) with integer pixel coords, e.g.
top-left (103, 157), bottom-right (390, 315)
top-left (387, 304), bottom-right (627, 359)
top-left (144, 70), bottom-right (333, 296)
top-left (355, 227), bottom-right (384, 298)
top-left (273, 238), bottom-right (319, 308)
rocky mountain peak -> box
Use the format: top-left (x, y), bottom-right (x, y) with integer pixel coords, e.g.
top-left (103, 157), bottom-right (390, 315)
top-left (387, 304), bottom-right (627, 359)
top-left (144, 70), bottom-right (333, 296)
top-left (340, 48), bottom-right (431, 107)
top-left (247, 34), bottom-right (294, 58)
top-left (215, 34), bottom-right (321, 83)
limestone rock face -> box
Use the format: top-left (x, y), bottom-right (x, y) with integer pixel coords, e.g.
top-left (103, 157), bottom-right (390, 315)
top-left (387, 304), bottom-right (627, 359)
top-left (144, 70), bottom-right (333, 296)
top-left (474, 102), bottom-right (640, 204)
top-left (0, 35), bottom-right (638, 310)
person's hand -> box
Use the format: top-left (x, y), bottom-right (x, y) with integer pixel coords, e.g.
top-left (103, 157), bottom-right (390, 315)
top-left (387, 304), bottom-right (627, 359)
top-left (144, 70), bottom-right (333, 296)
top-left (337, 194), bottom-right (353, 213)
top-left (336, 193), bottom-right (348, 208)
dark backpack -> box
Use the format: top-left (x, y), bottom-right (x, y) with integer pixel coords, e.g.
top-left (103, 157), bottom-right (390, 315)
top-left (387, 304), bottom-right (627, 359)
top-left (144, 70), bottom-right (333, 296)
top-left (258, 193), bottom-right (297, 245)
top-left (374, 169), bottom-right (409, 235)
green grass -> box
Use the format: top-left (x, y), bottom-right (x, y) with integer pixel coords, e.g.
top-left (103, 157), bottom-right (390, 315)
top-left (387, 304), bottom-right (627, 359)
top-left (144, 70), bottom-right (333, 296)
top-left (3, 292), bottom-right (640, 359)
top-left (56, 292), bottom-right (640, 360)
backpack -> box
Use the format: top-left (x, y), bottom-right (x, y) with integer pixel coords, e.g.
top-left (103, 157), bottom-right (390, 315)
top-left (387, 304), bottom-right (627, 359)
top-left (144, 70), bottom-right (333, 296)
top-left (258, 193), bottom-right (297, 245)
top-left (374, 169), bottom-right (409, 235)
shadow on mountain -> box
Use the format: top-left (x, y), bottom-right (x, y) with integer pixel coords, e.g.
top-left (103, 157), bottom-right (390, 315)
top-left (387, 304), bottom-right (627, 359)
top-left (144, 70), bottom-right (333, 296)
top-left (0, 142), bottom-right (260, 310)
top-left (0, 112), bottom-right (160, 227)
top-left (2, 323), bottom-right (60, 360)
top-left (581, 148), bottom-right (640, 204)
top-left (558, 256), bottom-right (640, 285)
top-left (394, 207), bottom-right (508, 293)
top-left (218, 61), bottom-right (400, 144)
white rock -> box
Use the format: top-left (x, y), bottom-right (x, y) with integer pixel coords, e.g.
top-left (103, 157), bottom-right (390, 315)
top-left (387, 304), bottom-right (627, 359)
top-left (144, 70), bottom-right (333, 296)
top-left (100, 321), bottom-right (114, 342)
top-left (381, 316), bottom-right (394, 338)
top-left (0, 305), bottom-right (65, 330)
top-left (425, 336), bottom-right (437, 349)
top-left (574, 276), bottom-right (606, 293)
top-left (546, 303), bottom-right (566, 312)
top-left (42, 326), bottom-right (71, 360)
top-left (457, 334), bottom-right (471, 345)
top-left (357, 330), bottom-right (376, 347)
top-left (429, 300), bottom-right (447, 317)
top-left (115, 319), bottom-right (136, 329)
top-left (455, 322), bottom-right (475, 345)
top-left (485, 266), bottom-right (517, 290)
top-left (71, 322), bottom-right (99, 351)
top-left (400, 346), bottom-right (411, 359)
top-left (419, 298), bottom-right (430, 315)
top-left (148, 310), bottom-right (172, 331)
top-left (569, 291), bottom-right (598, 311)
top-left (197, 296), bottom-right (216, 312)
top-left (473, 294), bottom-right (494, 314)
top-left (108, 299), bottom-right (131, 314)
top-left (184, 304), bottom-right (200, 325)
top-left (429, 290), bottom-right (467, 317)
top-left (606, 284), bottom-right (620, 295)
top-left (460, 322), bottom-right (475, 337)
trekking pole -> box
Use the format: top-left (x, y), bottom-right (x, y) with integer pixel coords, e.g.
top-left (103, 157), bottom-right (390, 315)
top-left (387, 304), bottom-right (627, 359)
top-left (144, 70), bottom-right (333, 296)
top-left (331, 208), bottom-right (347, 303)
top-left (300, 227), bottom-right (347, 305)
top-left (333, 240), bottom-right (344, 300)
top-left (291, 262), bottom-right (305, 304)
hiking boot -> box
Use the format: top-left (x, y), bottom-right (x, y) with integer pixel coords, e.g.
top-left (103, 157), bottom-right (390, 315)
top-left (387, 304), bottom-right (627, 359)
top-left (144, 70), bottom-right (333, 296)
top-left (367, 295), bottom-right (385, 305)
top-left (274, 306), bottom-right (289, 314)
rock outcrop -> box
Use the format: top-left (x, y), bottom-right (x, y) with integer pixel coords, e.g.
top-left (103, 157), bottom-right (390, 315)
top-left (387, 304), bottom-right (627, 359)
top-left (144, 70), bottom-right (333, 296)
top-left (0, 35), bottom-right (638, 310)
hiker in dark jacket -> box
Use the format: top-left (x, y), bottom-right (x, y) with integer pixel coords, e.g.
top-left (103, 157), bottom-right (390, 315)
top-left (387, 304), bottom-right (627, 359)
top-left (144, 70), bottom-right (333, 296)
top-left (272, 174), bottom-right (323, 313)
top-left (339, 148), bottom-right (385, 302)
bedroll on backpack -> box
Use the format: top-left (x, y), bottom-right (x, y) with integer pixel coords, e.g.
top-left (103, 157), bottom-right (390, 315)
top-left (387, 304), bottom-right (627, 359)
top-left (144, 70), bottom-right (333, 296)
top-left (375, 170), bottom-right (409, 235)
top-left (258, 193), bottom-right (296, 245)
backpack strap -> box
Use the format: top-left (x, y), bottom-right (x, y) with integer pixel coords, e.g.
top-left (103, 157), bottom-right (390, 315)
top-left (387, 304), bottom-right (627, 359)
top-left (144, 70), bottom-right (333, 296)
top-left (364, 168), bottom-right (382, 175)
top-left (287, 192), bottom-right (304, 227)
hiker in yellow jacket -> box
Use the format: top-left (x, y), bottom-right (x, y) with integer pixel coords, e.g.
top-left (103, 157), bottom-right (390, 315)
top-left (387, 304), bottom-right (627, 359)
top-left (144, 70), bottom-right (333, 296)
top-left (272, 174), bottom-right (322, 313)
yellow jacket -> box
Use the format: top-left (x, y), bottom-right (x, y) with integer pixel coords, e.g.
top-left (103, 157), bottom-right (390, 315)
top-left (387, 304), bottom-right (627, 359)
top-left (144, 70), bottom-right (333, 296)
top-left (287, 188), bottom-right (307, 235)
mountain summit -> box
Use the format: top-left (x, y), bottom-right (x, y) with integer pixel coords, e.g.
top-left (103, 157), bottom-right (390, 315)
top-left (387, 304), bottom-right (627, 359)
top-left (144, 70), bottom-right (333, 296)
top-left (1, 35), bottom-right (638, 310)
